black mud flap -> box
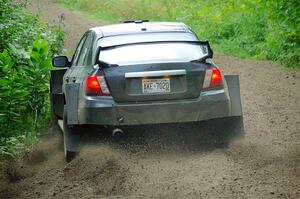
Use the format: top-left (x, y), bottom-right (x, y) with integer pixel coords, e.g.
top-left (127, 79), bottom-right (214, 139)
top-left (65, 83), bottom-right (80, 125)
top-left (50, 69), bottom-right (67, 119)
top-left (63, 121), bottom-right (81, 153)
top-left (63, 106), bottom-right (80, 161)
top-left (224, 75), bottom-right (243, 116)
top-left (215, 76), bottom-right (244, 143)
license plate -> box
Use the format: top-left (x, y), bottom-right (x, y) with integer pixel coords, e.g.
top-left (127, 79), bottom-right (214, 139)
top-left (142, 78), bottom-right (170, 93)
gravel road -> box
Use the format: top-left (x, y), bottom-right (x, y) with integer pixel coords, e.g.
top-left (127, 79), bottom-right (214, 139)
top-left (1, 0), bottom-right (299, 198)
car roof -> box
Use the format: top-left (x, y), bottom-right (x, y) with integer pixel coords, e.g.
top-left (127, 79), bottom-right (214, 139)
top-left (89, 22), bottom-right (192, 38)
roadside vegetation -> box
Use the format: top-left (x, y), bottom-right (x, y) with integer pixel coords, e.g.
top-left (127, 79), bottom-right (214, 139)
top-left (58, 0), bottom-right (299, 68)
top-left (0, 0), bottom-right (64, 158)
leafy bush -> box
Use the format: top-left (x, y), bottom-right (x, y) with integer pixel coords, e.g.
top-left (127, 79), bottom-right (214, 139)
top-left (0, 0), bottom-right (65, 157)
top-left (58, 0), bottom-right (299, 68)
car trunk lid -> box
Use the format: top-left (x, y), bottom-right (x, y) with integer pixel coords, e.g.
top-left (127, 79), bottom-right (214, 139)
top-left (103, 62), bottom-right (206, 103)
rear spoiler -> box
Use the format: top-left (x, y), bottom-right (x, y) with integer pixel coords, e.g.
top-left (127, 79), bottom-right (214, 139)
top-left (94, 40), bottom-right (213, 66)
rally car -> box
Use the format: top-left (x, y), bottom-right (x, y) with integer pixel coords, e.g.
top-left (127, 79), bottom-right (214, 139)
top-left (50, 21), bottom-right (244, 161)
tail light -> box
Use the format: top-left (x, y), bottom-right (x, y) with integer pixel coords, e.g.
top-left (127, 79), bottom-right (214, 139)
top-left (85, 74), bottom-right (110, 96)
top-left (203, 67), bottom-right (223, 89)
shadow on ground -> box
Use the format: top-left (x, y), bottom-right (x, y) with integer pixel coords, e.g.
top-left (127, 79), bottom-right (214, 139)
top-left (80, 120), bottom-right (240, 156)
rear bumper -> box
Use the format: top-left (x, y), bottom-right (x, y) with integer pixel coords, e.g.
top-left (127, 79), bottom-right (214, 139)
top-left (78, 89), bottom-right (231, 126)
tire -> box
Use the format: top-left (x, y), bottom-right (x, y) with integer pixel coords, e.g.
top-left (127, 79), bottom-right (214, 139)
top-left (50, 94), bottom-right (59, 131)
top-left (65, 150), bottom-right (77, 163)
top-left (63, 105), bottom-right (80, 162)
top-left (197, 116), bottom-right (244, 148)
top-left (214, 116), bottom-right (245, 145)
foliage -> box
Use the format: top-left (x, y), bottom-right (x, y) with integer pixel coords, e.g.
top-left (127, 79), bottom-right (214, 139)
top-left (0, 0), bottom-right (65, 158)
top-left (58, 0), bottom-right (299, 68)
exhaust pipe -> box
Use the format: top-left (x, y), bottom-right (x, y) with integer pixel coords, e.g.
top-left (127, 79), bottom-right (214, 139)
top-left (112, 128), bottom-right (125, 137)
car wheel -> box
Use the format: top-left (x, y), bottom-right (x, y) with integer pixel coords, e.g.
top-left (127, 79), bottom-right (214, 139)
top-left (214, 116), bottom-right (245, 145)
top-left (50, 94), bottom-right (59, 131)
top-left (198, 116), bottom-right (244, 148)
top-left (63, 105), bottom-right (80, 162)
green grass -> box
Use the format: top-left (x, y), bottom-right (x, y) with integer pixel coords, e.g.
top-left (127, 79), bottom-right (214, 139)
top-left (57, 0), bottom-right (299, 68)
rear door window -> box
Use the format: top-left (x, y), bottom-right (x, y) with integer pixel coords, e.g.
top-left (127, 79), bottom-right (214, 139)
top-left (77, 33), bottom-right (93, 66)
top-left (72, 35), bottom-right (87, 66)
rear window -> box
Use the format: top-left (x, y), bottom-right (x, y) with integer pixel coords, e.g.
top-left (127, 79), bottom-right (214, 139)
top-left (99, 42), bottom-right (208, 65)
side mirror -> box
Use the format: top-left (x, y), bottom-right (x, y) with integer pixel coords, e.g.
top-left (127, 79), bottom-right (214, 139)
top-left (52, 56), bottom-right (71, 67)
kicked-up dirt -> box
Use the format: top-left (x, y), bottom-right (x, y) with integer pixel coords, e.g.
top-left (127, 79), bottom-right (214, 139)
top-left (0, 0), bottom-right (299, 198)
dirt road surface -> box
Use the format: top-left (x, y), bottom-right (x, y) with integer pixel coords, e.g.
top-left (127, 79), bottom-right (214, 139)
top-left (1, 0), bottom-right (299, 198)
